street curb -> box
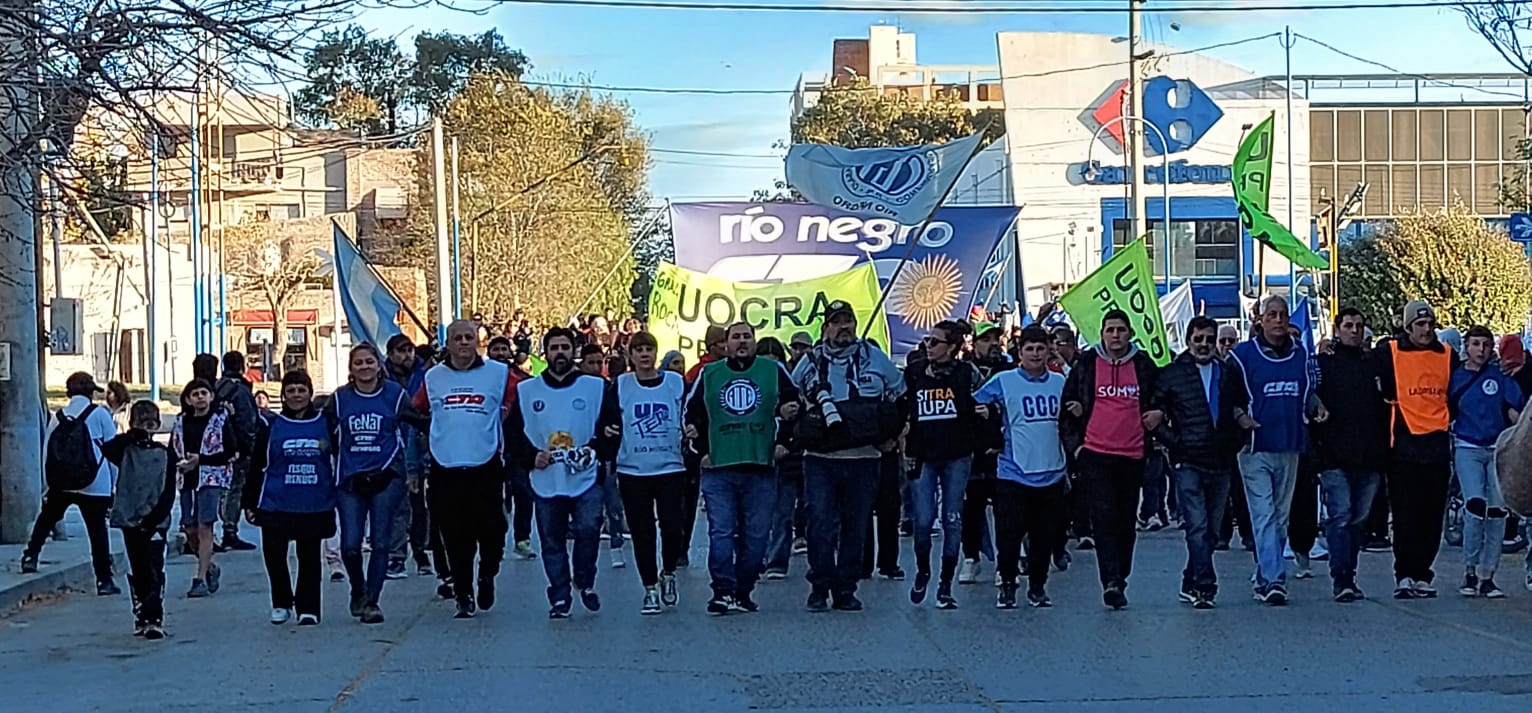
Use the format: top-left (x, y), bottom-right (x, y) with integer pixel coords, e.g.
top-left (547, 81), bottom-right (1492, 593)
top-left (1, 551), bottom-right (127, 617)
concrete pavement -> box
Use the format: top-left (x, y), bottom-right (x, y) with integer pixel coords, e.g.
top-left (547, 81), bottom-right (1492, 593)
top-left (4, 527), bottom-right (1532, 713)
top-left (0, 509), bottom-right (124, 614)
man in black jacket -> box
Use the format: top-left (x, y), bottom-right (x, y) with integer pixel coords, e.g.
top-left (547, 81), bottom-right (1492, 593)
top-left (1151, 317), bottom-right (1240, 609)
top-left (1313, 307), bottom-right (1390, 602)
top-left (1060, 309), bottom-right (1161, 610)
top-left (958, 322), bottom-right (1012, 585)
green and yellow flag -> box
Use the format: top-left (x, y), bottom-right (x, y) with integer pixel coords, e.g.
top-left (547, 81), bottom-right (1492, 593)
top-left (1058, 239), bottom-right (1172, 366)
top-left (647, 262), bottom-right (889, 356)
top-left (1234, 114), bottom-right (1329, 270)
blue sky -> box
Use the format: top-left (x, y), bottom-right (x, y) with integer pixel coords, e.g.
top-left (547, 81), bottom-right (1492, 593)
top-left (357, 1), bottom-right (1519, 202)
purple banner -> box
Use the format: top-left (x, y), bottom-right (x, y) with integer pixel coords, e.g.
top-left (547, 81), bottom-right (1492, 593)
top-left (669, 202), bottom-right (1017, 356)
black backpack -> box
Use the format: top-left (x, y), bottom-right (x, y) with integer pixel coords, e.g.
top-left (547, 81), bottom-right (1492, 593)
top-left (46, 405), bottom-right (102, 491)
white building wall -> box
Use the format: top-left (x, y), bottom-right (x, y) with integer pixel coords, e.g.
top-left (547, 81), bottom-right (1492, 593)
top-left (996, 32), bottom-right (1310, 300)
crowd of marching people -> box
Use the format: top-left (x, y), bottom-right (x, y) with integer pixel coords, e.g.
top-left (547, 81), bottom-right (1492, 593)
top-left (19, 291), bottom-right (1532, 637)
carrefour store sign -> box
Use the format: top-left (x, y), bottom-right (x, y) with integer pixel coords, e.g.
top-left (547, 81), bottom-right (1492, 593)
top-left (1078, 160), bottom-right (1232, 185)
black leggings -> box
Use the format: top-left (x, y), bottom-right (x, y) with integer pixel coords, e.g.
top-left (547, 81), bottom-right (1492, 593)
top-left (262, 534), bottom-right (322, 617)
top-left (618, 472), bottom-right (687, 587)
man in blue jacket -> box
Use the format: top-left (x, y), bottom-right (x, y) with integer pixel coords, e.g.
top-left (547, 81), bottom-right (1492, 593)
top-left (385, 335), bottom-right (432, 578)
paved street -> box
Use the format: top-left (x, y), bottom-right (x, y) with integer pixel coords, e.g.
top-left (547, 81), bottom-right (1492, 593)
top-left (5, 527), bottom-right (1532, 713)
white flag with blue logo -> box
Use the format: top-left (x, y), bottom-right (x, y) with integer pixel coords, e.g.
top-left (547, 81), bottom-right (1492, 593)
top-left (784, 131), bottom-right (986, 224)
top-left (333, 221), bottom-right (403, 349)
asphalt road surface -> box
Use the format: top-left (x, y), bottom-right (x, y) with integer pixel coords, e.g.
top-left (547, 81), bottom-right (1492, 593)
top-left (6, 527), bottom-right (1532, 712)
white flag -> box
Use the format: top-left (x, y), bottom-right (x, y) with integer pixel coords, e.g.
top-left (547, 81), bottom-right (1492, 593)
top-left (784, 131), bottom-right (986, 224)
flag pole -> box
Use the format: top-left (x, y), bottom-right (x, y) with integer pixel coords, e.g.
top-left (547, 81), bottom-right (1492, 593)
top-left (860, 129), bottom-right (996, 339)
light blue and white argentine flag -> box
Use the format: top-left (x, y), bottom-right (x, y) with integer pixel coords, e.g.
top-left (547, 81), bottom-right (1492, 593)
top-left (333, 221), bottom-right (403, 349)
top-left (784, 131), bottom-right (986, 224)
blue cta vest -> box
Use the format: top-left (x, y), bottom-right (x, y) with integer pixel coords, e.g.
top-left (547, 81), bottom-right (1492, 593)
top-left (259, 414), bottom-right (337, 514)
top-left (1232, 339), bottom-right (1310, 453)
top-left (335, 381), bottom-right (405, 479)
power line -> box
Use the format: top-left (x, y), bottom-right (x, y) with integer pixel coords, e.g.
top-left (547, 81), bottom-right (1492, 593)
top-left (481, 0), bottom-right (1527, 14)
top-left (1294, 33), bottom-right (1528, 101)
top-left (651, 146), bottom-right (783, 158)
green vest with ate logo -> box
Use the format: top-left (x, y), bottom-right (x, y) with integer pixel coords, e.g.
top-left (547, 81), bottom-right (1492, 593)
top-left (701, 358), bottom-right (779, 468)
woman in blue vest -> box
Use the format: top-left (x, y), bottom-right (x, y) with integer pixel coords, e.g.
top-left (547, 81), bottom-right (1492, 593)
top-left (324, 343), bottom-right (421, 624)
top-left (242, 370), bottom-right (337, 626)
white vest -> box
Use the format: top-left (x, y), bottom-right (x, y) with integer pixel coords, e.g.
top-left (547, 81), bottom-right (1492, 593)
top-left (615, 372), bottom-right (686, 476)
top-left (519, 374), bottom-right (605, 498)
top-left (423, 360), bottom-right (510, 469)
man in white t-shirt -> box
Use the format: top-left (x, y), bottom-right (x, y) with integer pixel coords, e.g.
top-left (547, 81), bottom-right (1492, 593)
top-left (21, 372), bottom-right (121, 596)
top-left (974, 327), bottom-right (1068, 610)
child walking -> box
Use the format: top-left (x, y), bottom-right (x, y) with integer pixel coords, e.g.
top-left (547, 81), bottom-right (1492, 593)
top-left (102, 401), bottom-right (178, 639)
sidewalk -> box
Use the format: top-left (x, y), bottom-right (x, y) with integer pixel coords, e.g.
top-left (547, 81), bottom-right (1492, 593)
top-left (0, 510), bottom-right (125, 615)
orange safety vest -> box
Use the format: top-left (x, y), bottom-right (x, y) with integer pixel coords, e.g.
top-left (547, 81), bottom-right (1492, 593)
top-left (1390, 342), bottom-right (1451, 435)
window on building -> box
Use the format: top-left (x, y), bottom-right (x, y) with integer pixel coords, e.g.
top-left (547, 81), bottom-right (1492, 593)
top-left (1111, 218), bottom-right (1240, 281)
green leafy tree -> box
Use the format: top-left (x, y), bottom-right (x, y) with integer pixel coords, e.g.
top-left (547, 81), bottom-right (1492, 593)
top-left (409, 30), bottom-right (529, 117)
top-left (1339, 202), bottom-right (1532, 333)
top-left (403, 73), bottom-right (648, 326)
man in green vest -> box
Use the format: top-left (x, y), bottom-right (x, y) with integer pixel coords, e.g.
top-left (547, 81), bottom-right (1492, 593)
top-left (684, 321), bottom-right (801, 615)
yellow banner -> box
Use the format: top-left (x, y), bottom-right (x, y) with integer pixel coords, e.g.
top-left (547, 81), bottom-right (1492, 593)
top-left (647, 262), bottom-right (890, 356)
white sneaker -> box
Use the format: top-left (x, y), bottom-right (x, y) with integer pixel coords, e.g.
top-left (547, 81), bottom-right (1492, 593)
top-left (957, 559), bottom-right (980, 585)
top-left (1294, 553), bottom-right (1313, 579)
top-left (994, 569), bottom-right (1005, 588)
top-left (270, 608), bottom-right (292, 625)
top-left (297, 613), bottom-right (319, 626)
top-left (611, 548), bottom-right (626, 569)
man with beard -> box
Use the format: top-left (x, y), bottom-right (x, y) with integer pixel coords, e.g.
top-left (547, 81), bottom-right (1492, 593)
top-left (791, 302), bottom-right (905, 613)
top-left (1150, 317), bottom-right (1240, 609)
top-left (685, 322), bottom-right (800, 614)
top-left (959, 322), bottom-right (1013, 585)
top-left (411, 320), bottom-right (517, 619)
top-left (487, 336), bottom-right (515, 364)
top-left (508, 328), bottom-right (621, 618)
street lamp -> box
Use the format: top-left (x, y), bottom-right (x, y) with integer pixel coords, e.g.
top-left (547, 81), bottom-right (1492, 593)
top-left (1085, 116), bottom-right (1173, 292)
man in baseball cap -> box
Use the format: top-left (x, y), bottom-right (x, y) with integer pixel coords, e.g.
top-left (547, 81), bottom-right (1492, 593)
top-left (789, 331), bottom-right (814, 369)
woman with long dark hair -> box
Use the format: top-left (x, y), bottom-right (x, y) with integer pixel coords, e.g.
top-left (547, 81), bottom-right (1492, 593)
top-left (243, 370), bottom-right (337, 626)
top-left (323, 343), bottom-right (421, 623)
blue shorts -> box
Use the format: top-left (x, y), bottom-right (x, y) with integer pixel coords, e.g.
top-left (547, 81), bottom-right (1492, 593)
top-left (180, 487), bottom-right (226, 526)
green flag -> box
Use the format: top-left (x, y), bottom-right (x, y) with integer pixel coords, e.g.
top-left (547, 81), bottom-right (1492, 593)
top-left (1234, 114), bottom-right (1329, 270)
top-left (1058, 239), bottom-right (1172, 366)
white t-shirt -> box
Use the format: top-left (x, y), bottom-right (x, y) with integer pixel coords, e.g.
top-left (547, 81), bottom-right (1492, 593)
top-left (974, 369), bottom-right (1067, 487)
top-left (48, 395), bottom-right (119, 497)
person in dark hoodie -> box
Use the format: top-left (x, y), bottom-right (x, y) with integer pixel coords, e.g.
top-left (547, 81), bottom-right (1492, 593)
top-left (507, 327), bottom-right (622, 619)
top-left (214, 351), bottom-right (259, 552)
top-left (384, 334), bottom-right (435, 579)
top-left (1059, 309), bottom-right (1160, 610)
top-left (958, 322), bottom-right (1012, 585)
top-left (1150, 316), bottom-right (1241, 609)
top-left (101, 400), bottom-right (178, 639)
top-left (1313, 307), bottom-right (1390, 603)
top-left (1224, 296), bottom-right (1329, 606)
top-left (1374, 300), bottom-right (1459, 600)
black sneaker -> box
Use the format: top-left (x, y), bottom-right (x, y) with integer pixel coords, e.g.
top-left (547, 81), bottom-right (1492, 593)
top-left (996, 583), bottom-right (1018, 609)
top-left (97, 579), bottom-right (121, 596)
top-left (910, 571), bottom-right (931, 605)
top-left (454, 600), bottom-right (476, 619)
top-left (349, 591), bottom-right (367, 618)
top-left (1103, 585), bottom-right (1128, 610)
top-left (805, 590), bottom-right (830, 613)
top-left (221, 534), bottom-right (257, 551)
top-left (1363, 535), bottom-right (1392, 553)
top-left (1076, 536), bottom-right (1095, 551)
top-left (1334, 584), bottom-right (1362, 603)
top-left (549, 599), bottom-right (572, 619)
top-left (436, 579), bottom-right (455, 600)
top-left (1192, 592), bottom-right (1216, 610)
top-left (386, 560), bottom-right (408, 580)
top-left (832, 593), bottom-right (863, 612)
top-left (708, 594), bottom-right (735, 615)
top-left (1262, 584), bottom-right (1289, 606)
top-left (19, 554), bottom-right (37, 574)
top-left (1480, 578), bottom-right (1507, 599)
top-left (360, 604), bottom-right (385, 624)
top-left (1027, 588), bottom-right (1052, 608)
top-left (1178, 584), bottom-right (1197, 605)
top-left (878, 567), bottom-right (906, 581)
top-left (935, 583), bottom-right (958, 610)
top-left (142, 623), bottom-right (166, 640)
top-left (580, 588), bottom-right (601, 612)
top-left (417, 561), bottom-right (434, 577)
top-left (206, 564), bottom-right (221, 594)
top-left (730, 593), bottom-right (759, 613)
top-left (478, 577), bottom-right (496, 611)
top-left (1053, 548), bottom-right (1071, 572)
top-left (1459, 571), bottom-right (1480, 597)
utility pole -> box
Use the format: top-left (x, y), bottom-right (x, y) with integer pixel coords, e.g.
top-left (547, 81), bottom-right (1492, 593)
top-left (1127, 0), bottom-right (1147, 248)
top-left (0, 3), bottom-right (44, 542)
top-left (450, 136), bottom-right (462, 321)
top-left (1284, 25), bottom-right (1297, 303)
top-left (431, 118), bottom-right (451, 345)
top-left (146, 129), bottom-right (160, 401)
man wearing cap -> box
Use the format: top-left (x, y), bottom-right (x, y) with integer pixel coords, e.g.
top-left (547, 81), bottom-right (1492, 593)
top-left (788, 331), bottom-right (814, 371)
top-left (1374, 300), bottom-right (1459, 599)
top-left (958, 321), bottom-right (1012, 584)
top-left (790, 300), bottom-right (905, 612)
top-left (20, 372), bottom-right (122, 595)
top-left (384, 334), bottom-right (438, 579)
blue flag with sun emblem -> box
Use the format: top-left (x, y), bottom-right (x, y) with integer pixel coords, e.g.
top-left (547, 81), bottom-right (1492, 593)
top-left (785, 131), bottom-right (987, 224)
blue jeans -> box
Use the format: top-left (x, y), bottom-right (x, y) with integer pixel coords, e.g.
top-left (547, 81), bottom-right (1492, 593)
top-left (601, 463), bottom-right (626, 549)
top-left (1456, 444), bottom-right (1506, 579)
top-left (1318, 468), bottom-right (1381, 586)
top-left (699, 467), bottom-right (775, 597)
top-left (1172, 464), bottom-right (1231, 596)
top-left (803, 455), bottom-right (879, 597)
top-left (911, 456), bottom-right (971, 575)
top-left (1140, 450), bottom-right (1173, 521)
top-left (1236, 450), bottom-right (1300, 590)
top-left (533, 485), bottom-right (604, 605)
top-left (337, 475), bottom-right (408, 605)
top-left (764, 455), bottom-right (803, 574)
